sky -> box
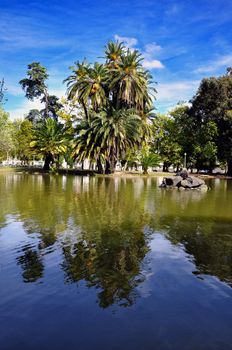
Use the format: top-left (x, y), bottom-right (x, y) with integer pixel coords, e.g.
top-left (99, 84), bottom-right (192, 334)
top-left (1, 0), bottom-right (232, 119)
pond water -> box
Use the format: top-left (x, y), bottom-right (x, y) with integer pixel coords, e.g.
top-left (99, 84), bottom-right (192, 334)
top-left (0, 171), bottom-right (232, 350)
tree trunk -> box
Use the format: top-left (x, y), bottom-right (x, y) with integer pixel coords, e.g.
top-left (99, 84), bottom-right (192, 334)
top-left (163, 162), bottom-right (168, 172)
top-left (97, 157), bottom-right (104, 174)
top-left (81, 99), bottom-right (88, 121)
top-left (143, 166), bottom-right (148, 174)
top-left (227, 159), bottom-right (232, 176)
top-left (208, 161), bottom-right (214, 174)
top-left (43, 154), bottom-right (53, 171)
top-left (44, 88), bottom-right (49, 118)
top-left (105, 159), bottom-right (111, 174)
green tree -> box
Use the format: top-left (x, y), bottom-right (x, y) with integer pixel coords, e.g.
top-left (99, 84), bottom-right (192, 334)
top-left (65, 41), bottom-right (155, 173)
top-left (152, 114), bottom-right (182, 171)
top-left (12, 119), bottom-right (35, 164)
top-left (190, 71), bottom-right (232, 174)
top-left (137, 146), bottom-right (161, 174)
top-left (0, 108), bottom-right (13, 161)
top-left (30, 118), bottom-right (67, 170)
top-left (19, 62), bottom-right (62, 120)
top-left (73, 108), bottom-right (146, 173)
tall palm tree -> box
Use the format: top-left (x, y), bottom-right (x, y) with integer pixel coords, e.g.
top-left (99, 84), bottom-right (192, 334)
top-left (105, 41), bottom-right (124, 66)
top-left (65, 61), bottom-right (108, 119)
top-left (109, 49), bottom-right (154, 112)
top-left (64, 60), bottom-right (90, 120)
top-left (30, 118), bottom-right (67, 170)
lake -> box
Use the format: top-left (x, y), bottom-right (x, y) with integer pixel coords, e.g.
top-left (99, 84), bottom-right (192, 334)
top-left (0, 171), bottom-right (232, 350)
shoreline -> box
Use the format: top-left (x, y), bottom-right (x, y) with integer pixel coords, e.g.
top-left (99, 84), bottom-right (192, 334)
top-left (1, 166), bottom-right (232, 179)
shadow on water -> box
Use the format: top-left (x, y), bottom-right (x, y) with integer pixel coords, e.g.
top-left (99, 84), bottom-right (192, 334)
top-left (1, 172), bottom-right (232, 307)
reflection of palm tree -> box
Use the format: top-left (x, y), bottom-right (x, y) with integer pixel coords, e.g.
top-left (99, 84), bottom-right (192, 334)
top-left (62, 228), bottom-right (149, 308)
top-left (17, 247), bottom-right (44, 283)
top-left (61, 178), bottom-right (150, 307)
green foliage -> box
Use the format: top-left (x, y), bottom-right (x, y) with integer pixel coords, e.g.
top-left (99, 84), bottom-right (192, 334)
top-left (12, 119), bottom-right (35, 163)
top-left (137, 146), bottom-right (161, 174)
top-left (0, 108), bottom-right (14, 160)
top-left (19, 62), bottom-right (48, 101)
top-left (152, 113), bottom-right (182, 171)
top-left (64, 41), bottom-right (155, 173)
top-left (30, 118), bottom-right (67, 170)
top-left (190, 71), bottom-right (232, 173)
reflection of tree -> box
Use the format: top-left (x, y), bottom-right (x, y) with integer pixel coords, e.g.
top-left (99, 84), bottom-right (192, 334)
top-left (165, 218), bottom-right (232, 286)
top-left (62, 178), bottom-right (150, 308)
top-left (17, 246), bottom-right (44, 283)
top-left (62, 229), bottom-right (148, 308)
top-left (2, 170), bottom-right (232, 295)
top-left (148, 180), bottom-right (232, 287)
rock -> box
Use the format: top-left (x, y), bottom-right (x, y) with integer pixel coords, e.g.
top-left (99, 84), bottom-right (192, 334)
top-left (160, 173), bottom-right (207, 191)
top-left (172, 176), bottom-right (182, 187)
top-left (200, 184), bottom-right (208, 191)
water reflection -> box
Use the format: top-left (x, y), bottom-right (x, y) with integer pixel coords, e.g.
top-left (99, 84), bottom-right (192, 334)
top-left (0, 172), bottom-right (232, 307)
top-left (17, 246), bottom-right (44, 283)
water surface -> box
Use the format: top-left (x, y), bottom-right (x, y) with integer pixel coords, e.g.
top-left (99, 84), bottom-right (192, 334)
top-left (0, 171), bottom-right (232, 350)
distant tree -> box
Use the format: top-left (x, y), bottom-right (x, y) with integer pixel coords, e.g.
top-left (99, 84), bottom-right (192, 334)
top-left (19, 62), bottom-right (62, 120)
top-left (12, 119), bottom-right (35, 164)
top-left (0, 107), bottom-right (13, 161)
top-left (152, 114), bottom-right (182, 172)
top-left (25, 109), bottom-right (42, 126)
top-left (0, 78), bottom-right (7, 106)
top-left (190, 69), bottom-right (232, 174)
top-left (137, 146), bottom-right (161, 174)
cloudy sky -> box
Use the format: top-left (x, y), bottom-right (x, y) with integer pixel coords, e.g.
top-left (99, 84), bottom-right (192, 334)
top-left (1, 0), bottom-right (232, 119)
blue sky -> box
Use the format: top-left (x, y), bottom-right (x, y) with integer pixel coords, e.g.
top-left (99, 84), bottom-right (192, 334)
top-left (1, 0), bottom-right (232, 118)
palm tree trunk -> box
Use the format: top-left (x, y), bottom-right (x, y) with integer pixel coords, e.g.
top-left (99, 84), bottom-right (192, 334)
top-left (43, 154), bottom-right (53, 171)
top-left (105, 159), bottom-right (111, 174)
top-left (97, 157), bottom-right (104, 174)
top-left (81, 99), bottom-right (88, 120)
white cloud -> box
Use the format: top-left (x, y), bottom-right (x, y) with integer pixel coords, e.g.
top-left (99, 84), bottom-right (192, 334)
top-left (7, 99), bottom-right (44, 120)
top-left (142, 42), bottom-right (164, 70)
top-left (156, 80), bottom-right (199, 110)
top-left (195, 54), bottom-right (232, 73)
top-left (114, 34), bottom-right (138, 49)
top-left (113, 35), bottom-right (165, 70)
top-left (144, 42), bottom-right (162, 55)
top-left (143, 60), bottom-right (164, 69)
top-left (5, 83), bottom-right (23, 96)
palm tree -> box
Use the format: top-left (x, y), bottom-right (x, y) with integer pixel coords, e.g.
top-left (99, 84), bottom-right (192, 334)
top-left (64, 60), bottom-right (91, 120)
top-left (109, 49), bottom-right (154, 111)
top-left (138, 146), bottom-right (161, 174)
top-left (30, 118), bottom-right (67, 170)
top-left (73, 108), bottom-right (148, 173)
top-left (65, 61), bottom-right (108, 119)
top-left (105, 41), bottom-right (124, 66)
